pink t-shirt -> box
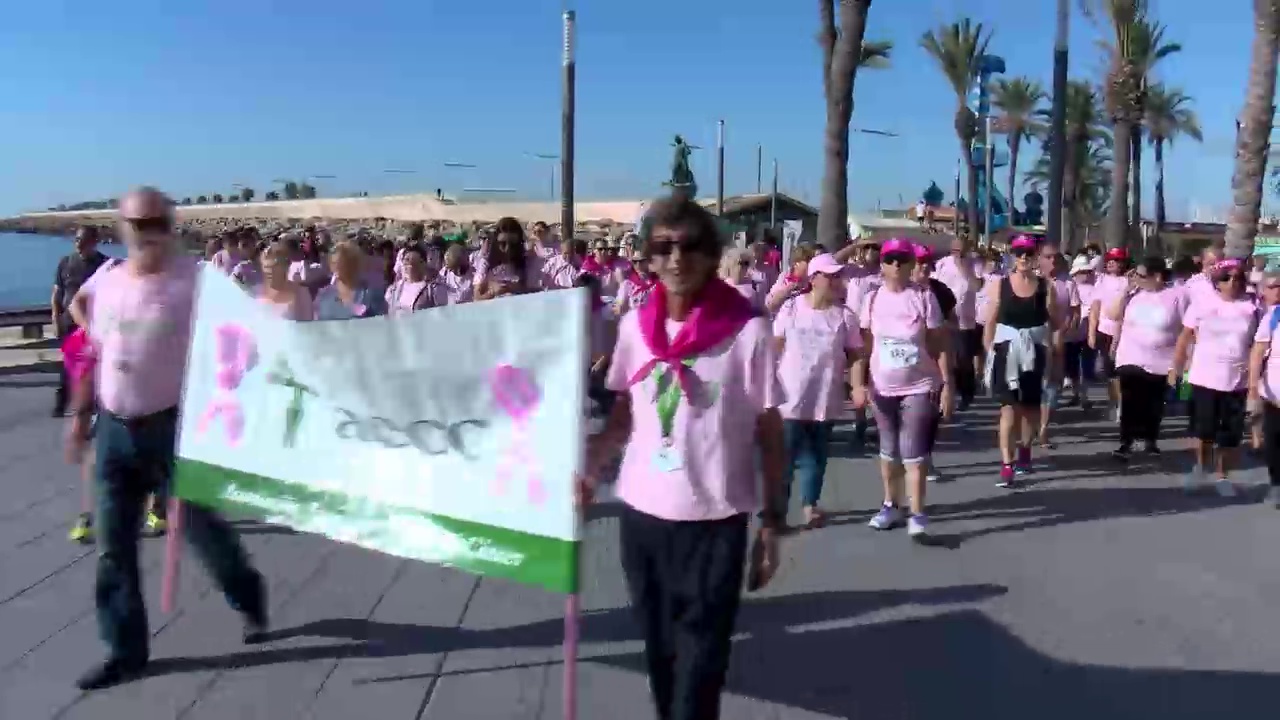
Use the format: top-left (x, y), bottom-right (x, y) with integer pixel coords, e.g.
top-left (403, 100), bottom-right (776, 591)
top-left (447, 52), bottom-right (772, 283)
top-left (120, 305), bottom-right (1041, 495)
top-left (1184, 292), bottom-right (1261, 392)
top-left (1092, 274), bottom-right (1129, 336)
top-left (1183, 273), bottom-right (1217, 310)
top-left (605, 312), bottom-right (782, 522)
top-left (258, 285), bottom-right (314, 321)
top-left (860, 285), bottom-right (943, 396)
top-left (1070, 279), bottom-right (1096, 342)
top-left (1113, 287), bottom-right (1188, 375)
top-left (936, 265), bottom-right (978, 330)
top-left (540, 254), bottom-right (581, 290)
top-left (89, 256), bottom-right (198, 418)
top-left (1253, 307), bottom-right (1280, 403)
top-left (844, 273), bottom-right (883, 317)
top-left (974, 272), bottom-right (1001, 325)
top-left (1048, 276), bottom-right (1081, 329)
top-left (730, 281), bottom-right (765, 311)
top-left (288, 260), bottom-right (328, 287)
top-left (386, 278), bottom-right (448, 314)
top-left (440, 268), bottom-right (474, 304)
top-left (615, 278), bottom-right (657, 315)
top-left (476, 262), bottom-right (534, 295)
top-left (773, 296), bottom-right (861, 421)
top-left (231, 260), bottom-right (263, 290)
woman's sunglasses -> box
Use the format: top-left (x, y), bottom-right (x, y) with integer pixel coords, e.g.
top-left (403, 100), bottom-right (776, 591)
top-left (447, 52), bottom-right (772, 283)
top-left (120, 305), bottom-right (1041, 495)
top-left (881, 252), bottom-right (913, 266)
top-left (1011, 247), bottom-right (1035, 257)
top-left (1215, 273), bottom-right (1245, 284)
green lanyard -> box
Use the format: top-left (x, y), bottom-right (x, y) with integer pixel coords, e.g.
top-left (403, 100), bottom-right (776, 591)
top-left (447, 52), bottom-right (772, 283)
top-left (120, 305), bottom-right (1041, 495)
top-left (652, 359), bottom-right (694, 443)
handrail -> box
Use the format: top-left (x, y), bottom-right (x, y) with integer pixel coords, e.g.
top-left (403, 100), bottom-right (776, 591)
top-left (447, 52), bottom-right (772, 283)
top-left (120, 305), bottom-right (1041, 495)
top-left (0, 306), bottom-right (51, 338)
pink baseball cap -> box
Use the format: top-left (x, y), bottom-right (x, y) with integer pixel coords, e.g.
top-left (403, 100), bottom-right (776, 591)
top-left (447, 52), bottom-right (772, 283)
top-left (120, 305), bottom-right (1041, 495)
top-left (913, 243), bottom-right (934, 261)
top-left (807, 252), bottom-right (845, 277)
top-left (880, 238), bottom-right (913, 256)
top-left (1010, 234), bottom-right (1038, 251)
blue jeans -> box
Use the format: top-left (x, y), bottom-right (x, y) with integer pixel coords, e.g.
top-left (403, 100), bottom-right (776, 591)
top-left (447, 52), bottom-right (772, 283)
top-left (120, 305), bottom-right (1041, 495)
top-left (95, 407), bottom-right (264, 663)
top-left (782, 420), bottom-right (833, 508)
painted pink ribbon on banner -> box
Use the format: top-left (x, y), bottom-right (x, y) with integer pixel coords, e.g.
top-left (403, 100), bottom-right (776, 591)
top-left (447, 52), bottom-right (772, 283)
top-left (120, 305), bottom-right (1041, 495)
top-left (196, 323), bottom-right (258, 446)
top-left (490, 364), bottom-right (545, 505)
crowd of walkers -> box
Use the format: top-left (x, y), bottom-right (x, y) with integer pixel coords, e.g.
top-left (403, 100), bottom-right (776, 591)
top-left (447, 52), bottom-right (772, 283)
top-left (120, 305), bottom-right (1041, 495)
top-left (47, 186), bottom-right (1280, 718)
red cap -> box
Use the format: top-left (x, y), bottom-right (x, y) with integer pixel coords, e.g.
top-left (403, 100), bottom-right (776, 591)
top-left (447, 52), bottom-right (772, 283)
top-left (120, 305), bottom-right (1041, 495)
top-left (1104, 247), bottom-right (1129, 261)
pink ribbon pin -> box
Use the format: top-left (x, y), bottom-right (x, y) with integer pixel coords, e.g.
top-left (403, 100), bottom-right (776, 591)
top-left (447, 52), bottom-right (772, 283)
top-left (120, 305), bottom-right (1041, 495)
top-left (196, 323), bottom-right (258, 446)
top-left (490, 364), bottom-right (545, 505)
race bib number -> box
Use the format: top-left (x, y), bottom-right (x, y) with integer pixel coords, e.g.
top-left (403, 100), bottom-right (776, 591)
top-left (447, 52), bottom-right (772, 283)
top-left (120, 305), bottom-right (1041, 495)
top-left (877, 337), bottom-right (919, 370)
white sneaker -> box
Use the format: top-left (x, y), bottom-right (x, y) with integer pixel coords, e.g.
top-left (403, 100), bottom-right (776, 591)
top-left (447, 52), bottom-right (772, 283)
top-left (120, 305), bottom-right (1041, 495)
top-left (907, 514), bottom-right (930, 537)
top-left (1215, 478), bottom-right (1237, 498)
top-left (1112, 405), bottom-right (1122, 423)
top-left (1183, 466), bottom-right (1205, 493)
top-left (868, 504), bottom-right (906, 530)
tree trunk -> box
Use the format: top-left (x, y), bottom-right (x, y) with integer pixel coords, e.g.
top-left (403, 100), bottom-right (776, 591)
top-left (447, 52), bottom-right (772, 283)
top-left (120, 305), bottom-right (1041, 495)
top-left (1007, 134), bottom-right (1021, 225)
top-left (1106, 118), bottom-right (1133, 249)
top-left (1062, 140), bottom-right (1080, 250)
top-left (1154, 138), bottom-right (1166, 250)
top-left (1223, 0), bottom-right (1280, 260)
top-left (816, 0), bottom-right (872, 248)
top-left (1129, 124), bottom-right (1143, 249)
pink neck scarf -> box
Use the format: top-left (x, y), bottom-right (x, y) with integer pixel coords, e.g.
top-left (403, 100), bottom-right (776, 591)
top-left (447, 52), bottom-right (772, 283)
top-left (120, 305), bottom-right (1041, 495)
top-left (627, 277), bottom-right (757, 394)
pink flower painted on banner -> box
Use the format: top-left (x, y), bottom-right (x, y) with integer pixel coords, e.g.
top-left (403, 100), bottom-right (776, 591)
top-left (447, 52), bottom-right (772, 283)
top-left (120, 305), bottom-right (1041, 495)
top-left (196, 323), bottom-right (259, 446)
top-left (490, 364), bottom-right (545, 505)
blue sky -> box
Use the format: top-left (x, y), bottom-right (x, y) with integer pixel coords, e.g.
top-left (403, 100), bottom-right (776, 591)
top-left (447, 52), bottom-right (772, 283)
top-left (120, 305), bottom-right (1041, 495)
top-left (0, 0), bottom-right (1258, 219)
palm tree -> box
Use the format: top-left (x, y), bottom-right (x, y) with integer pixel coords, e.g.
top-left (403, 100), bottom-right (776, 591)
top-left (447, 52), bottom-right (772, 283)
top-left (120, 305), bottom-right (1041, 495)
top-left (992, 77), bottom-right (1047, 222)
top-left (921, 19), bottom-right (993, 239)
top-left (1143, 84), bottom-right (1202, 243)
top-left (1087, 0), bottom-right (1181, 248)
top-left (1224, 0), bottom-right (1280, 259)
top-left (1030, 80), bottom-right (1111, 248)
top-left (816, 0), bottom-right (880, 247)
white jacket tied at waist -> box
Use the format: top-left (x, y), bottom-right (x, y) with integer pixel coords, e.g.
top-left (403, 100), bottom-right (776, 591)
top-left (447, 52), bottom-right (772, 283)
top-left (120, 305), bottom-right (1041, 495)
top-left (986, 323), bottom-right (1051, 391)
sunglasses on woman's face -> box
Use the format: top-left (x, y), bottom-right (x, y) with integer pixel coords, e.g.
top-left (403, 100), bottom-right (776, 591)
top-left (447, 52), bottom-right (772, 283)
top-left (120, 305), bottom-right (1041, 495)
top-left (881, 252), bottom-right (913, 266)
top-left (1215, 273), bottom-right (1245, 284)
top-left (1012, 247), bottom-right (1035, 258)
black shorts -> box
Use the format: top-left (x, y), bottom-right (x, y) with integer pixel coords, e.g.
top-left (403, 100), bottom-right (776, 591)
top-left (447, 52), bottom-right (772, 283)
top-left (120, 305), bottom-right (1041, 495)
top-left (990, 341), bottom-right (1046, 408)
top-left (1094, 333), bottom-right (1117, 379)
top-left (960, 327), bottom-right (983, 359)
top-left (1189, 385), bottom-right (1247, 448)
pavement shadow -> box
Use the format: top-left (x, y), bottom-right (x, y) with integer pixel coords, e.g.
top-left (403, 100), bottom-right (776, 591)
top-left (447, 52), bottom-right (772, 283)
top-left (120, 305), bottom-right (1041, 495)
top-left (830, 484), bottom-right (1263, 548)
top-left (137, 583), bottom-right (1007, 680)
top-left (598, 608), bottom-right (1280, 719)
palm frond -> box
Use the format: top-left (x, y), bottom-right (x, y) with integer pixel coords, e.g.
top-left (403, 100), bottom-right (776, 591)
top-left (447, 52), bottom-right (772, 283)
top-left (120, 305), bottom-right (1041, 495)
top-left (860, 39), bottom-right (894, 69)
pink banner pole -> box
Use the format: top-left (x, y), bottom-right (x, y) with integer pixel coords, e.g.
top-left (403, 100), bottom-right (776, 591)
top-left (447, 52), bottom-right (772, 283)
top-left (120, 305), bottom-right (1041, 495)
top-left (563, 592), bottom-right (580, 720)
top-left (160, 498), bottom-right (184, 613)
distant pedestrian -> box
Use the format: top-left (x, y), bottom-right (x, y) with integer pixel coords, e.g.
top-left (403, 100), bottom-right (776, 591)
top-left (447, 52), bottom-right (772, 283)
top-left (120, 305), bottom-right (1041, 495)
top-left (51, 226), bottom-right (109, 416)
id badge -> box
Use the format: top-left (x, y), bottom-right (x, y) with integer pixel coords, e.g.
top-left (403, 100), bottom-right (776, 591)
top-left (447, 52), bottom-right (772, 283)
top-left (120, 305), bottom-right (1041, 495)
top-left (652, 442), bottom-right (684, 473)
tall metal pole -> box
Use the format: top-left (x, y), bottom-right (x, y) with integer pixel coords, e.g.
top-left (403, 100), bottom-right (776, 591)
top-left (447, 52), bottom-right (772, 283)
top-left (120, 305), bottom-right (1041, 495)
top-left (770, 159), bottom-right (778, 228)
top-left (983, 115), bottom-right (995, 249)
top-left (560, 11), bottom-right (576, 240)
top-left (747, 143), bottom-right (757, 194)
top-left (1046, 0), bottom-right (1069, 247)
top-left (716, 120), bottom-right (726, 214)
top-left (953, 158), bottom-right (961, 238)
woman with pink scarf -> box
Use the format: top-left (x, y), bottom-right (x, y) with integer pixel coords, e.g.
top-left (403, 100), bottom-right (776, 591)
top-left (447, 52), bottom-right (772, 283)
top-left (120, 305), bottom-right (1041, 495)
top-left (580, 237), bottom-right (626, 298)
top-left (614, 249), bottom-right (658, 315)
top-left (582, 195), bottom-right (785, 719)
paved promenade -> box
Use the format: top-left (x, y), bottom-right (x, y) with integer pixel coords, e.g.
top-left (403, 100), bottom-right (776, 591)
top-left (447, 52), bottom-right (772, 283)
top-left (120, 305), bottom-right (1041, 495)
top-left (3, 352), bottom-right (1280, 719)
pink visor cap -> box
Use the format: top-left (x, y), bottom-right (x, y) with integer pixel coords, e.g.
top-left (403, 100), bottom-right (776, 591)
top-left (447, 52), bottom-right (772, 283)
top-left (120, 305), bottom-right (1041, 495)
top-left (1010, 234), bottom-right (1038, 251)
top-left (880, 238), bottom-right (914, 256)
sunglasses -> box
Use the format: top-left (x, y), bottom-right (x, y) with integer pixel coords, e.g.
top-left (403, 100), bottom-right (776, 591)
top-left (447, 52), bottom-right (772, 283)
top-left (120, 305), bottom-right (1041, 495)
top-left (649, 238), bottom-right (707, 257)
top-left (127, 217), bottom-right (171, 233)
top-left (1215, 273), bottom-right (1245, 284)
top-left (1266, 283), bottom-right (1280, 291)
top-left (1011, 247), bottom-right (1035, 257)
top-left (881, 252), bottom-right (913, 266)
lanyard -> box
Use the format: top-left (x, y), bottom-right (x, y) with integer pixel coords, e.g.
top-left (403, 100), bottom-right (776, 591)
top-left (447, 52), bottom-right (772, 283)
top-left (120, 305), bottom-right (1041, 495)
top-left (653, 359), bottom-right (694, 443)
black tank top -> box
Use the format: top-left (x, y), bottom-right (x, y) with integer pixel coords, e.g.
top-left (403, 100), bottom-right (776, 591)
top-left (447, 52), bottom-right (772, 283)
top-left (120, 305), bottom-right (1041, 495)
top-left (997, 276), bottom-right (1049, 329)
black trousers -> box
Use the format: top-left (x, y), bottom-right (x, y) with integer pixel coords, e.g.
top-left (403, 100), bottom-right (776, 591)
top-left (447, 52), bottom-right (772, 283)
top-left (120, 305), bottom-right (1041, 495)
top-left (1117, 366), bottom-right (1167, 445)
top-left (1263, 404), bottom-right (1280, 487)
top-left (620, 506), bottom-right (749, 720)
top-left (953, 327), bottom-right (981, 404)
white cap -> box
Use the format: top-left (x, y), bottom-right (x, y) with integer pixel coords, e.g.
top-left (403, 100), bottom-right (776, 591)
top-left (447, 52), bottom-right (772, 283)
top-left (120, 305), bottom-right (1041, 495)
top-left (1070, 255), bottom-right (1093, 275)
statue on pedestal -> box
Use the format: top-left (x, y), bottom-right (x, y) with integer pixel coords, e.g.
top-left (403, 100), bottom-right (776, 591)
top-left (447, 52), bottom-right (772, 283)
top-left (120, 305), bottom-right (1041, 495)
top-left (663, 134), bottom-right (699, 200)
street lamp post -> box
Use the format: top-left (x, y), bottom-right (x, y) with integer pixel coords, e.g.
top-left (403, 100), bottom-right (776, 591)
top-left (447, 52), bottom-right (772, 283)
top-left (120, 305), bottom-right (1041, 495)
top-left (526, 152), bottom-right (559, 200)
top-left (561, 10), bottom-right (576, 238)
top-left (716, 119), bottom-right (725, 215)
top-left (1046, 0), bottom-right (1069, 248)
top-left (770, 159), bottom-right (779, 228)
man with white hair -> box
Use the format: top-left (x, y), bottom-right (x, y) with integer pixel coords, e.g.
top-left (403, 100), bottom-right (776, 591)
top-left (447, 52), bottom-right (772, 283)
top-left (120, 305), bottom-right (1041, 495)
top-left (65, 187), bottom-right (268, 691)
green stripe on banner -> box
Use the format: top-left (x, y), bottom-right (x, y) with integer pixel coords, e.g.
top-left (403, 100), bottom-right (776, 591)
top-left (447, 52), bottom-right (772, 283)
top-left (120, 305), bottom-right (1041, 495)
top-left (174, 458), bottom-right (578, 594)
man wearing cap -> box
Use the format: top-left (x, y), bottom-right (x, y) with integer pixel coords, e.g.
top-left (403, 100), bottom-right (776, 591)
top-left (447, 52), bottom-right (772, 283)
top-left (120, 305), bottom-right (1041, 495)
top-left (64, 187), bottom-right (268, 691)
